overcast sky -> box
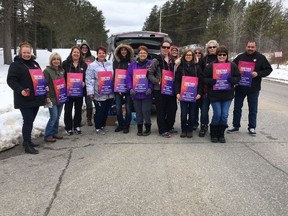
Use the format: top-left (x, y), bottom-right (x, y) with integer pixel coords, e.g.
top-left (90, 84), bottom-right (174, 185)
top-left (88, 0), bottom-right (167, 35)
top-left (88, 0), bottom-right (288, 36)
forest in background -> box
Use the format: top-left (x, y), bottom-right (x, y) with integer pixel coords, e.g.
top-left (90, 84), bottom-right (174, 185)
top-left (143, 0), bottom-right (288, 61)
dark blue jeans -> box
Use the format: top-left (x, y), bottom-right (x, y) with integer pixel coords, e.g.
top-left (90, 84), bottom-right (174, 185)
top-left (232, 88), bottom-right (259, 129)
top-left (115, 93), bottom-right (132, 129)
top-left (210, 100), bottom-right (232, 125)
top-left (133, 99), bottom-right (152, 125)
top-left (180, 101), bottom-right (196, 132)
top-left (94, 99), bottom-right (113, 130)
top-left (194, 95), bottom-right (210, 126)
top-left (20, 107), bottom-right (39, 143)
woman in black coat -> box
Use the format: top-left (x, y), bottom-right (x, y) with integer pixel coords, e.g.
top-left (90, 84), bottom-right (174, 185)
top-left (7, 42), bottom-right (46, 154)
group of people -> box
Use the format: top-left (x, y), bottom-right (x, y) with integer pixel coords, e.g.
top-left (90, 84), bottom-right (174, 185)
top-left (6, 39), bottom-right (272, 154)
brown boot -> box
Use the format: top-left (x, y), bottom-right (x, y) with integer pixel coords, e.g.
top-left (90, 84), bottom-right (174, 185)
top-left (86, 108), bottom-right (93, 126)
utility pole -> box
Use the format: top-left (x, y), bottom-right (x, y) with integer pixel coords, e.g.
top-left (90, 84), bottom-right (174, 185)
top-left (159, 6), bottom-right (162, 32)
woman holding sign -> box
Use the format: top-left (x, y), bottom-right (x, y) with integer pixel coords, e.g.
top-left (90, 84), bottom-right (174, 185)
top-left (62, 46), bottom-right (87, 135)
top-left (43, 53), bottom-right (67, 142)
top-left (126, 45), bottom-right (153, 136)
top-left (86, 46), bottom-right (114, 135)
top-left (174, 49), bottom-right (203, 138)
top-left (203, 46), bottom-right (241, 143)
top-left (7, 42), bottom-right (46, 154)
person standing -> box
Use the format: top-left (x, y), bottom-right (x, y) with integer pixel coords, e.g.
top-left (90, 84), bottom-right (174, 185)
top-left (197, 40), bottom-right (219, 137)
top-left (43, 53), bottom-right (66, 142)
top-left (174, 49), bottom-right (203, 138)
top-left (86, 46), bottom-right (114, 135)
top-left (126, 45), bottom-right (153, 136)
top-left (80, 41), bottom-right (95, 126)
top-left (203, 46), bottom-right (241, 143)
top-left (62, 46), bottom-right (87, 135)
top-left (113, 44), bottom-right (134, 133)
top-left (7, 42), bottom-right (45, 154)
top-left (227, 40), bottom-right (273, 135)
top-left (170, 46), bottom-right (179, 61)
top-left (148, 40), bottom-right (177, 138)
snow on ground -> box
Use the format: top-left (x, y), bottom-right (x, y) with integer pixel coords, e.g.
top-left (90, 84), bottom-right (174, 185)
top-left (0, 48), bottom-right (287, 151)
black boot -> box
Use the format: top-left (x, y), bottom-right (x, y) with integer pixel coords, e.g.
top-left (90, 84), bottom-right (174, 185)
top-left (210, 125), bottom-right (218, 143)
top-left (143, 124), bottom-right (151, 136)
top-left (86, 108), bottom-right (93, 126)
top-left (137, 124), bottom-right (143, 136)
top-left (218, 125), bottom-right (228, 143)
top-left (23, 142), bottom-right (38, 147)
top-left (24, 142), bottom-right (39, 154)
top-left (199, 124), bottom-right (208, 137)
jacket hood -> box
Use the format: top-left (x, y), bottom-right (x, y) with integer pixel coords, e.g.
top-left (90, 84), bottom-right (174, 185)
top-left (114, 44), bottom-right (134, 63)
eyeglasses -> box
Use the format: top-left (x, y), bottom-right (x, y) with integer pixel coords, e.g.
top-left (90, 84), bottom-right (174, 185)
top-left (208, 46), bottom-right (216, 49)
top-left (161, 46), bottom-right (170, 49)
top-left (195, 52), bottom-right (201, 54)
top-left (185, 54), bottom-right (193, 56)
top-left (217, 53), bottom-right (227, 57)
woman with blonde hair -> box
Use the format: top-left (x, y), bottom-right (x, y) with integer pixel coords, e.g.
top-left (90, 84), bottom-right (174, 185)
top-left (43, 53), bottom-right (66, 142)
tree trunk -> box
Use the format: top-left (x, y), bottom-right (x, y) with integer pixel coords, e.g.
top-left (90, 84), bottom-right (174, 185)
top-left (3, 0), bottom-right (13, 65)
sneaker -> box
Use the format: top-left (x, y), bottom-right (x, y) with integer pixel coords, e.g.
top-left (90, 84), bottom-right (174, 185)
top-left (123, 128), bottom-right (129, 134)
top-left (169, 128), bottom-right (178, 134)
top-left (101, 127), bottom-right (108, 132)
top-left (74, 127), bottom-right (82, 135)
top-left (248, 128), bottom-right (256, 136)
top-left (96, 128), bottom-right (105, 135)
top-left (44, 137), bottom-right (56, 142)
top-left (227, 127), bottom-right (239, 134)
top-left (114, 127), bottom-right (123, 132)
top-left (193, 125), bottom-right (198, 131)
top-left (161, 132), bottom-right (172, 138)
top-left (180, 132), bottom-right (187, 138)
top-left (65, 130), bottom-right (73, 136)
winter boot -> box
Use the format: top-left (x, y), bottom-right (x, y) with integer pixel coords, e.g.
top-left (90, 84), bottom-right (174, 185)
top-left (24, 142), bottom-right (39, 154)
top-left (143, 123), bottom-right (151, 136)
top-left (137, 124), bottom-right (143, 136)
top-left (199, 124), bottom-right (208, 137)
top-left (86, 108), bottom-right (93, 126)
top-left (218, 125), bottom-right (228, 143)
top-left (210, 125), bottom-right (218, 143)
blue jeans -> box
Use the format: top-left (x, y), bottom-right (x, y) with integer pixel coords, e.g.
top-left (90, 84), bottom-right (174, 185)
top-left (20, 107), bottom-right (39, 143)
top-left (115, 94), bottom-right (132, 129)
top-left (45, 104), bottom-right (63, 138)
top-left (85, 96), bottom-right (93, 109)
top-left (210, 100), bottom-right (232, 125)
top-left (232, 88), bottom-right (259, 129)
top-left (180, 101), bottom-right (196, 132)
top-left (94, 99), bottom-right (113, 130)
top-left (195, 95), bottom-right (210, 126)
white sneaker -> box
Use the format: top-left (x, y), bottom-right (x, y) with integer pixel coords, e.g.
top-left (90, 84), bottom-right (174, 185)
top-left (248, 128), bottom-right (256, 136)
top-left (74, 127), bottom-right (82, 135)
top-left (96, 129), bottom-right (105, 135)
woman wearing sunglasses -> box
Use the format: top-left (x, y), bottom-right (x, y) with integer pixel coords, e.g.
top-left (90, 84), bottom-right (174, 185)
top-left (203, 46), bottom-right (241, 143)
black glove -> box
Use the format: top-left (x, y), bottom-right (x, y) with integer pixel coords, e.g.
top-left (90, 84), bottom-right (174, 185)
top-left (130, 89), bottom-right (136, 96)
top-left (146, 88), bottom-right (152, 95)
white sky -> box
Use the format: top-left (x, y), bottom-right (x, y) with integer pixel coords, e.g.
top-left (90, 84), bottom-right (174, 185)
top-left (0, 49), bottom-right (288, 151)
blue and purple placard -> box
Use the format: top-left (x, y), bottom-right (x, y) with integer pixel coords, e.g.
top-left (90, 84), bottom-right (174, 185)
top-left (238, 61), bottom-right (255, 87)
top-left (114, 69), bottom-right (128, 93)
top-left (133, 69), bottom-right (148, 93)
top-left (213, 63), bottom-right (231, 90)
top-left (161, 69), bottom-right (174, 96)
top-left (98, 71), bottom-right (113, 95)
top-left (180, 76), bottom-right (198, 102)
top-left (67, 73), bottom-right (83, 97)
top-left (29, 69), bottom-right (47, 96)
top-left (53, 78), bottom-right (68, 104)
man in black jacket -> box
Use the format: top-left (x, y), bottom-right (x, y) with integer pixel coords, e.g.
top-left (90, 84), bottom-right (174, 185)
top-left (227, 40), bottom-right (273, 136)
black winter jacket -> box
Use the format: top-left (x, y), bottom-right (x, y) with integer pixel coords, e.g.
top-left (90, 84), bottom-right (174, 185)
top-left (7, 56), bottom-right (45, 109)
top-left (233, 51), bottom-right (272, 92)
top-left (174, 62), bottom-right (203, 96)
top-left (203, 61), bottom-right (241, 102)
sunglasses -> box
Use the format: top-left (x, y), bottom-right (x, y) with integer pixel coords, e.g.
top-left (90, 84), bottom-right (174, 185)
top-left (208, 46), bottom-right (216, 49)
top-left (161, 46), bottom-right (170, 49)
top-left (217, 53), bottom-right (227, 57)
top-left (195, 52), bottom-right (201, 54)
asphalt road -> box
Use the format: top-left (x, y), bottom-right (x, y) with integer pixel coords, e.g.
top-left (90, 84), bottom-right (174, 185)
top-left (1, 80), bottom-right (288, 216)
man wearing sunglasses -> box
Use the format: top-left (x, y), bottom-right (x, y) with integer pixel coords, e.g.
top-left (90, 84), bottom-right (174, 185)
top-left (148, 40), bottom-right (177, 138)
top-left (227, 40), bottom-right (273, 136)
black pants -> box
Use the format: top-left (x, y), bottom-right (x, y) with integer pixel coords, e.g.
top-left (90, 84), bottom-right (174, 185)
top-left (64, 97), bottom-right (83, 131)
top-left (154, 90), bottom-right (177, 134)
top-left (20, 107), bottom-right (39, 143)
